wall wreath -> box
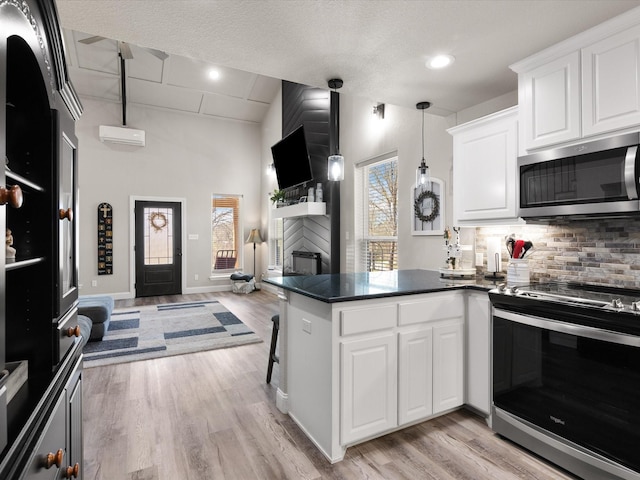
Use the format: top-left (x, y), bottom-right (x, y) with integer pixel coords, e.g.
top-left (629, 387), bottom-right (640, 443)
top-left (149, 211), bottom-right (168, 232)
top-left (412, 178), bottom-right (444, 236)
top-left (414, 189), bottom-right (440, 223)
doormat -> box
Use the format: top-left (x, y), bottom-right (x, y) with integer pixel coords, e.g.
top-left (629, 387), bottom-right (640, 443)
top-left (82, 300), bottom-right (261, 368)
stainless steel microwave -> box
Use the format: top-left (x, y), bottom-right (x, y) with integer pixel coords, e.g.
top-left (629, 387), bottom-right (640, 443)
top-left (518, 132), bottom-right (640, 219)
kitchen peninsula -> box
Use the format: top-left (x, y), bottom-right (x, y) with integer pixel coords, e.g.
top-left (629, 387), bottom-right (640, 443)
top-left (264, 269), bottom-right (494, 462)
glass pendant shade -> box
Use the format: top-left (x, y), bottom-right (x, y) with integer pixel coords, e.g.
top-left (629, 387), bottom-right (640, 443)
top-left (416, 158), bottom-right (429, 187)
top-left (328, 154), bottom-right (345, 181)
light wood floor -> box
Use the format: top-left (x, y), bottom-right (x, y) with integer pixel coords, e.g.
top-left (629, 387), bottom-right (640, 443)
top-left (82, 290), bottom-right (577, 480)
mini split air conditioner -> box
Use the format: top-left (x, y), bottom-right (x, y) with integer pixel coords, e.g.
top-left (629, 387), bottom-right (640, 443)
top-left (99, 125), bottom-right (146, 146)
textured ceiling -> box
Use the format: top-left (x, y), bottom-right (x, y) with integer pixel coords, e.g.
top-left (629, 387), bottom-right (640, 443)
top-left (63, 29), bottom-right (281, 123)
top-left (57, 0), bottom-right (640, 118)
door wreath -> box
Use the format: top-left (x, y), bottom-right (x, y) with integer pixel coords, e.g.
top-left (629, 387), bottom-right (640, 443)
top-left (412, 178), bottom-right (444, 236)
top-left (414, 189), bottom-right (440, 223)
top-left (149, 212), bottom-right (168, 232)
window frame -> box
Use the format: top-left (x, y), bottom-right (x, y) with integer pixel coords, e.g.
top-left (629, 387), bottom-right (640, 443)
top-left (211, 193), bottom-right (243, 276)
top-left (268, 204), bottom-right (284, 272)
top-left (356, 154), bottom-right (399, 272)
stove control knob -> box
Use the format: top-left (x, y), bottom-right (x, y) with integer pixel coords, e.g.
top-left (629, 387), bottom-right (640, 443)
top-left (509, 286), bottom-right (520, 295)
top-left (497, 283), bottom-right (506, 292)
top-left (632, 301), bottom-right (640, 312)
top-left (611, 298), bottom-right (624, 309)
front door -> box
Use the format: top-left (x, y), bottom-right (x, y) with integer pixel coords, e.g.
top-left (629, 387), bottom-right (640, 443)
top-left (135, 201), bottom-right (182, 297)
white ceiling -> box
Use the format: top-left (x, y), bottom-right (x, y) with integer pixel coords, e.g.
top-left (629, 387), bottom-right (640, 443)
top-left (63, 30), bottom-right (281, 124)
top-left (57, 0), bottom-right (640, 120)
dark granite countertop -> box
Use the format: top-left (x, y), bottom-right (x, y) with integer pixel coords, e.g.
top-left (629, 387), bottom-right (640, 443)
top-left (263, 269), bottom-right (501, 303)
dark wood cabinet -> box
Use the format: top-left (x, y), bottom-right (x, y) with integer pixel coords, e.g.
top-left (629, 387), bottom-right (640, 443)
top-left (0, 0), bottom-right (83, 478)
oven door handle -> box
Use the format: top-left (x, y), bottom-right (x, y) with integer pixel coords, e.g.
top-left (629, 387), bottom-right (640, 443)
top-left (494, 308), bottom-right (640, 347)
top-left (624, 145), bottom-right (639, 200)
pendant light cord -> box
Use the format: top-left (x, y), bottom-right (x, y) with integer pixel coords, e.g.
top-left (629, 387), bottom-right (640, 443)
top-left (421, 108), bottom-right (425, 160)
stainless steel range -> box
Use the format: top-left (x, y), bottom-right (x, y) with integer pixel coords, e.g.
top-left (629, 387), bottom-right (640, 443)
top-left (489, 282), bottom-right (640, 480)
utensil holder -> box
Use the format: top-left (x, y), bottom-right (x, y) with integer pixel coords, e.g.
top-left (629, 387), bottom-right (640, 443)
top-left (507, 259), bottom-right (530, 285)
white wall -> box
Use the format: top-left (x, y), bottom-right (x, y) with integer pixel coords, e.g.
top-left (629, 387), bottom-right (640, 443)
top-left (76, 98), bottom-right (262, 298)
top-left (259, 86), bottom-right (283, 282)
top-left (339, 94), bottom-right (456, 272)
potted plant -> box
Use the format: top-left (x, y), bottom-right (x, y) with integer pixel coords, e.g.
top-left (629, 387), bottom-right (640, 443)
top-left (270, 189), bottom-right (286, 206)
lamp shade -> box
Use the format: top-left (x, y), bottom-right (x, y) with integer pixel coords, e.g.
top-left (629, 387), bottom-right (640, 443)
top-left (328, 154), bottom-right (344, 181)
top-left (416, 159), bottom-right (430, 187)
top-left (246, 228), bottom-right (263, 244)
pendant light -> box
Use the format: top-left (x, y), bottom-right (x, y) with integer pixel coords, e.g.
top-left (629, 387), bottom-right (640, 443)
top-left (416, 101), bottom-right (431, 188)
top-left (328, 78), bottom-right (344, 181)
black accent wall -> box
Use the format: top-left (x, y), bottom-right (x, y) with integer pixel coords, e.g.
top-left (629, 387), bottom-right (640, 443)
top-left (281, 81), bottom-right (340, 273)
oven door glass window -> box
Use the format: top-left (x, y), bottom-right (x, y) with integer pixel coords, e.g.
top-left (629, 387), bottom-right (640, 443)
top-left (520, 146), bottom-right (637, 207)
top-left (493, 316), bottom-right (640, 472)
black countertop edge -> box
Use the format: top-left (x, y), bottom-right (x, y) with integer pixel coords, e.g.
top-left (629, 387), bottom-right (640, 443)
top-left (263, 270), bottom-right (498, 304)
top-left (274, 283), bottom-right (492, 304)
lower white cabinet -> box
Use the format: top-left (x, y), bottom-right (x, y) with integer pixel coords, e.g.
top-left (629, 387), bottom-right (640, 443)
top-left (398, 328), bottom-right (433, 425)
top-left (340, 333), bottom-right (398, 445)
top-left (340, 294), bottom-right (465, 445)
top-left (433, 322), bottom-right (464, 414)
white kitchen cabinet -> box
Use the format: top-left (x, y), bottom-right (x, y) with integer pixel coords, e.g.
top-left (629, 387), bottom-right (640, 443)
top-left (433, 322), bottom-right (464, 414)
top-left (582, 24), bottom-right (640, 137)
top-left (340, 332), bottom-right (397, 445)
top-left (398, 327), bottom-right (433, 425)
top-left (519, 52), bottom-right (581, 150)
top-left (512, 8), bottom-right (640, 152)
top-left (465, 292), bottom-right (491, 415)
top-left (448, 107), bottom-right (520, 225)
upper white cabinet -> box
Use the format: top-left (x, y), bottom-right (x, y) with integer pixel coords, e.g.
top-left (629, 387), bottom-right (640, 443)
top-left (448, 107), bottom-right (520, 225)
top-left (512, 8), bottom-right (640, 152)
top-left (582, 24), bottom-right (640, 137)
top-left (520, 52), bottom-right (581, 149)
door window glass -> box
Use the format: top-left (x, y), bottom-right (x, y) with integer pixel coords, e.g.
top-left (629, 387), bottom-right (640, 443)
top-left (144, 207), bottom-right (173, 265)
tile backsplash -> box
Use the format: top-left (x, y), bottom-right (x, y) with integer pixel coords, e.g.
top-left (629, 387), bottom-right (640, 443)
top-left (474, 218), bottom-right (640, 288)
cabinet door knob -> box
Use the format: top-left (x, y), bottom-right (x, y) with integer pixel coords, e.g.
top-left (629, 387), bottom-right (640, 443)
top-left (59, 208), bottom-right (73, 221)
top-left (66, 325), bottom-right (81, 337)
top-left (45, 448), bottom-right (64, 469)
top-left (0, 185), bottom-right (23, 208)
top-left (63, 463), bottom-right (80, 478)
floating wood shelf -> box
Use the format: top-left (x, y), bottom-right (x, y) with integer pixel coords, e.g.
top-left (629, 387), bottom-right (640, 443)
top-left (273, 202), bottom-right (326, 219)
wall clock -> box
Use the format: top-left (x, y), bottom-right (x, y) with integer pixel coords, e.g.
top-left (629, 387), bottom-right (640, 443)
top-left (412, 177), bottom-right (444, 236)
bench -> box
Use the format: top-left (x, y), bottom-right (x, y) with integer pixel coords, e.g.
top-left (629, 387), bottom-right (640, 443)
top-left (78, 295), bottom-right (114, 341)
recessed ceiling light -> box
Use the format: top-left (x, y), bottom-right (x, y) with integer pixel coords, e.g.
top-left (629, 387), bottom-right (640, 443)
top-left (426, 54), bottom-right (455, 70)
top-left (208, 68), bottom-right (221, 80)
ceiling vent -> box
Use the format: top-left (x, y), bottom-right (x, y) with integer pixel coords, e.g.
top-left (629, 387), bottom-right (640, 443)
top-left (98, 125), bottom-right (146, 146)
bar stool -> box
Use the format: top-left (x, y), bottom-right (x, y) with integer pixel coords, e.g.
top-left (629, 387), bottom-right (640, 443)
top-left (266, 314), bottom-right (279, 384)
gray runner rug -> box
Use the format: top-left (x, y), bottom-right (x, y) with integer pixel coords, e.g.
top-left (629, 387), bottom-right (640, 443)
top-left (83, 300), bottom-right (261, 368)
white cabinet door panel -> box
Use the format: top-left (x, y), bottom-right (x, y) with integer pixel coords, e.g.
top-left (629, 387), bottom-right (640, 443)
top-left (398, 328), bottom-right (433, 425)
top-left (450, 107), bottom-right (519, 224)
top-left (521, 52), bottom-right (581, 150)
top-left (433, 322), bottom-right (464, 414)
top-left (583, 24), bottom-right (640, 137)
top-left (340, 333), bottom-right (397, 444)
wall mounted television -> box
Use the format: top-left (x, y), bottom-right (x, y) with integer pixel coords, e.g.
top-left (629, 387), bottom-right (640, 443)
top-left (271, 125), bottom-right (314, 190)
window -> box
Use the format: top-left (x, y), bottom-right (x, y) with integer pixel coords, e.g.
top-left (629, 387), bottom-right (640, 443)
top-left (356, 155), bottom-right (398, 272)
top-left (211, 194), bottom-right (242, 273)
top-left (268, 212), bottom-right (284, 271)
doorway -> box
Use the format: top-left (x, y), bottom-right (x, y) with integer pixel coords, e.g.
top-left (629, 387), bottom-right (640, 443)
top-left (134, 200), bottom-right (182, 297)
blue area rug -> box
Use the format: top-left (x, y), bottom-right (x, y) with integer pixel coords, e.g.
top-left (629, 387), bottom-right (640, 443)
top-left (83, 300), bottom-right (261, 368)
